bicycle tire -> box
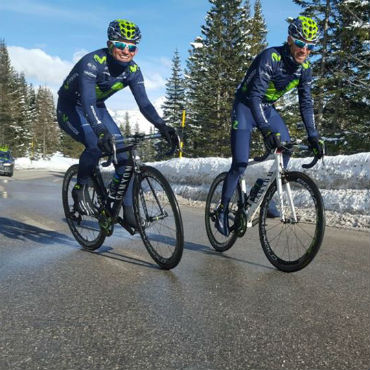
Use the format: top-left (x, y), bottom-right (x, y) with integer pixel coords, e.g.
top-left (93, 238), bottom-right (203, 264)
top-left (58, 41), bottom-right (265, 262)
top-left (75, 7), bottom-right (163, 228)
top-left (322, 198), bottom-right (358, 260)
top-left (62, 164), bottom-right (106, 251)
top-left (205, 172), bottom-right (242, 252)
top-left (259, 171), bottom-right (325, 272)
top-left (133, 166), bottom-right (184, 269)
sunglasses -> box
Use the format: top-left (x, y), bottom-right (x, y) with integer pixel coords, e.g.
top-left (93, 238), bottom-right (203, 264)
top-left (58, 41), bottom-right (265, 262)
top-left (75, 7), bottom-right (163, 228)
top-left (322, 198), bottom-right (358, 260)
top-left (291, 36), bottom-right (315, 51)
top-left (110, 40), bottom-right (137, 52)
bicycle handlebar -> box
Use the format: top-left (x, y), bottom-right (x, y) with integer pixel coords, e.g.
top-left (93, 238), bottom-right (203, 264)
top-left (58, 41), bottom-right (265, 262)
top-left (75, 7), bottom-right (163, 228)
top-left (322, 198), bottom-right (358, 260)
top-left (100, 131), bottom-right (179, 166)
top-left (301, 156), bottom-right (319, 169)
top-left (253, 140), bottom-right (322, 169)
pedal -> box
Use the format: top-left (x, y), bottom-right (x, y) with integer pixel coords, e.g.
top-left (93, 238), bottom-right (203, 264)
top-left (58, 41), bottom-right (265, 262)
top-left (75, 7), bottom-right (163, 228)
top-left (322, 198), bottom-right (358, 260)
top-left (68, 211), bottom-right (82, 225)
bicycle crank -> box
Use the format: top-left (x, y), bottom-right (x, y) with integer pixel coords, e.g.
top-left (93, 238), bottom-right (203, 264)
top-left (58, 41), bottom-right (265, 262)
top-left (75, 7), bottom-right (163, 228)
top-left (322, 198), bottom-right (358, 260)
top-left (234, 210), bottom-right (247, 237)
top-left (98, 210), bottom-right (114, 236)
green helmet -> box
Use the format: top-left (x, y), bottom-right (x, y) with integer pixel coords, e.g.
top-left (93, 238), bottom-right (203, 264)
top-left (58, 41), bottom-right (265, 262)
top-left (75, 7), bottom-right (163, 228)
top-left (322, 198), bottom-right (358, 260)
top-left (107, 19), bottom-right (141, 43)
top-left (288, 16), bottom-right (319, 42)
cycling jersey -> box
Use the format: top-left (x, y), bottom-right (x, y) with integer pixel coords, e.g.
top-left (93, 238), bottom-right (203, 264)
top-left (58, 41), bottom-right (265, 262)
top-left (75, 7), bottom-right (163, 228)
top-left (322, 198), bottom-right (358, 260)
top-left (57, 47), bottom-right (164, 189)
top-left (58, 48), bottom-right (164, 133)
top-left (235, 43), bottom-right (318, 138)
top-left (220, 43), bottom-right (319, 208)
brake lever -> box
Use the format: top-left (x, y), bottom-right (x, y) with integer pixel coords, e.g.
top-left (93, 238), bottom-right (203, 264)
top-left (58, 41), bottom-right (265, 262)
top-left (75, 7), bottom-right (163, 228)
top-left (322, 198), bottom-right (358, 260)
top-left (302, 156), bottom-right (319, 169)
top-left (165, 132), bottom-right (180, 157)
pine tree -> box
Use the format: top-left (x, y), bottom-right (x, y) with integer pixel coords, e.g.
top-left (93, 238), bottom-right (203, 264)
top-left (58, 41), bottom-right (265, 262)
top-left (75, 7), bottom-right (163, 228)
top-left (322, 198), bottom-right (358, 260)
top-left (34, 86), bottom-right (60, 158)
top-left (0, 39), bottom-right (13, 149)
top-left (134, 122), bottom-right (140, 134)
top-left (162, 49), bottom-right (186, 126)
top-left (184, 35), bottom-right (208, 156)
top-left (25, 84), bottom-right (38, 157)
top-left (249, 0), bottom-right (267, 54)
top-left (7, 73), bottom-right (33, 156)
top-left (293, 0), bottom-right (370, 154)
top-left (159, 49), bottom-right (186, 157)
top-left (59, 130), bottom-right (84, 158)
top-left (141, 126), bottom-right (157, 162)
top-left (185, 0), bottom-right (255, 157)
top-left (123, 112), bottom-right (131, 136)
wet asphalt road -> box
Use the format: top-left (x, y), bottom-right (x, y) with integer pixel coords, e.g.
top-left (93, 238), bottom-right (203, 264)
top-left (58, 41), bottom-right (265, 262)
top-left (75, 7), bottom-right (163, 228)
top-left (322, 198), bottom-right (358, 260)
top-left (0, 170), bottom-right (369, 370)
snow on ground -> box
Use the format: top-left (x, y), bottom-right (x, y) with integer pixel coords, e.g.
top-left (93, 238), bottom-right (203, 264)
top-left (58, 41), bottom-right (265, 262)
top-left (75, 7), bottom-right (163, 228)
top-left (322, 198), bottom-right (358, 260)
top-left (14, 152), bottom-right (370, 231)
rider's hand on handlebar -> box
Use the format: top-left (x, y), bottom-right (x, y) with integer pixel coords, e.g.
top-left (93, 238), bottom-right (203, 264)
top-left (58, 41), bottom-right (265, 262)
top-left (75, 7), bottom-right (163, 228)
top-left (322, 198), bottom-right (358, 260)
top-left (158, 124), bottom-right (177, 146)
top-left (308, 136), bottom-right (324, 159)
top-left (261, 127), bottom-right (281, 151)
top-left (97, 127), bottom-right (114, 154)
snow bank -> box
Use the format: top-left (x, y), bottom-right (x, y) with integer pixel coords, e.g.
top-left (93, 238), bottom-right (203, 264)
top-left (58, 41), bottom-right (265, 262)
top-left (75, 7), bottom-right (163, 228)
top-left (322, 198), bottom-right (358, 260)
top-left (150, 153), bottom-right (370, 190)
top-left (14, 152), bottom-right (370, 229)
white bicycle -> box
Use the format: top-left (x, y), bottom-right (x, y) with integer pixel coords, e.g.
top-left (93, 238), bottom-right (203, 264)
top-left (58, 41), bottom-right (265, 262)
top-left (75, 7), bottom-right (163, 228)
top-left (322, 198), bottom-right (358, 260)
top-left (205, 140), bottom-right (325, 272)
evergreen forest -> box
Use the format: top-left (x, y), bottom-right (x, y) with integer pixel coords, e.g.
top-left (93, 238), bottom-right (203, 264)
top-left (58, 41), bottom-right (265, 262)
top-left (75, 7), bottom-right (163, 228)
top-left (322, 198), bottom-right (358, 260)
top-left (0, 0), bottom-right (369, 161)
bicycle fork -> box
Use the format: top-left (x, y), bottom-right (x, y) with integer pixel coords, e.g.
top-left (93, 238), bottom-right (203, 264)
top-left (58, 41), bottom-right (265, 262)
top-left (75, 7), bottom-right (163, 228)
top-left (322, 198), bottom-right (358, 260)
top-left (275, 152), bottom-right (297, 223)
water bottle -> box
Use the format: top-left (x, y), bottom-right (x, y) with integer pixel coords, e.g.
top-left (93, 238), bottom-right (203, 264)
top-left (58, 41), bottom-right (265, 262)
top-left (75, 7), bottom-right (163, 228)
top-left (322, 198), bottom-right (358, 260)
top-left (108, 166), bottom-right (133, 201)
top-left (249, 178), bottom-right (264, 202)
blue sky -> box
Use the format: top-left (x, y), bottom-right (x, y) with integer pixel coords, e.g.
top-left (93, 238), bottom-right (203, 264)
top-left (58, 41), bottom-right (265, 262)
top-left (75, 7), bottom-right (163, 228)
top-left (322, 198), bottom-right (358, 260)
top-left (0, 0), bottom-right (302, 111)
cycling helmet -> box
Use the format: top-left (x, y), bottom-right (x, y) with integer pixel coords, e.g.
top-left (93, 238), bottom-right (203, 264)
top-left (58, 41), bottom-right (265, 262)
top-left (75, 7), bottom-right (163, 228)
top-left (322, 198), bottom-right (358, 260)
top-left (107, 19), bottom-right (141, 43)
top-left (288, 16), bottom-right (319, 42)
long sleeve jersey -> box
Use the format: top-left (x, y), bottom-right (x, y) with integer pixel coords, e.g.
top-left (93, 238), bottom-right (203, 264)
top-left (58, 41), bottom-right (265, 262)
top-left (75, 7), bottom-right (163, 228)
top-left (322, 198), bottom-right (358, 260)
top-left (236, 43), bottom-right (318, 138)
top-left (58, 48), bottom-right (164, 134)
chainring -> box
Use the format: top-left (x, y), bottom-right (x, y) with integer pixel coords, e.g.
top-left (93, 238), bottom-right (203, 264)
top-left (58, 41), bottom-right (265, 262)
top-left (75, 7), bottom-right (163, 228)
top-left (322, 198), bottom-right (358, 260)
top-left (234, 210), bottom-right (247, 237)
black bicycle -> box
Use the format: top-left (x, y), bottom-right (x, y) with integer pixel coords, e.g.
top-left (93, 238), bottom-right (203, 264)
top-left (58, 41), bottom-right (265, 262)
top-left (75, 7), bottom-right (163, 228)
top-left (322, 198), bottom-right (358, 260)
top-left (205, 140), bottom-right (325, 272)
top-left (62, 133), bottom-right (184, 270)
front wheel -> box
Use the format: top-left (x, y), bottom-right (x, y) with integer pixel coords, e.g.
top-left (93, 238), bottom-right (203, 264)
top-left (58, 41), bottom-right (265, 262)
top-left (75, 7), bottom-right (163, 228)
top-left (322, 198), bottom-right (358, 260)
top-left (259, 171), bottom-right (325, 272)
top-left (205, 172), bottom-right (242, 252)
top-left (62, 164), bottom-right (106, 251)
top-left (133, 166), bottom-right (184, 270)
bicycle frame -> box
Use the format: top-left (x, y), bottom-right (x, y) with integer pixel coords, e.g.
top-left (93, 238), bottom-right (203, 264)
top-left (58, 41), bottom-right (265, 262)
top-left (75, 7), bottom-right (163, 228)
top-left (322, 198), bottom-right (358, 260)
top-left (90, 132), bottom-right (173, 233)
top-left (240, 148), bottom-right (296, 227)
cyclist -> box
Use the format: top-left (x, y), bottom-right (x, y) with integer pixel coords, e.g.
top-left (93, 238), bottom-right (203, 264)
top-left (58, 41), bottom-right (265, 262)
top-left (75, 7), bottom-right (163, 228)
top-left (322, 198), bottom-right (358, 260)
top-left (57, 19), bottom-right (176, 221)
top-left (216, 16), bottom-right (325, 236)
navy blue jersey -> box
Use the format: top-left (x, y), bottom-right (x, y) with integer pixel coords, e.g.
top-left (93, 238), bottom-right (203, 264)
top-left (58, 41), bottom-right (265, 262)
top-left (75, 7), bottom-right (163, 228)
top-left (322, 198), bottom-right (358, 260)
top-left (58, 48), bottom-right (164, 134)
top-left (236, 43), bottom-right (318, 137)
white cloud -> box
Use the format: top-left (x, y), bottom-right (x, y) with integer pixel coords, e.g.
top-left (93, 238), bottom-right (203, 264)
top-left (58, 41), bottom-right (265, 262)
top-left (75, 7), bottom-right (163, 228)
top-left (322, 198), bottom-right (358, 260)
top-left (8, 46), bottom-right (72, 87)
top-left (159, 57), bottom-right (172, 68)
top-left (7, 46), bottom-right (168, 109)
top-left (142, 72), bottom-right (166, 90)
top-left (72, 49), bottom-right (89, 64)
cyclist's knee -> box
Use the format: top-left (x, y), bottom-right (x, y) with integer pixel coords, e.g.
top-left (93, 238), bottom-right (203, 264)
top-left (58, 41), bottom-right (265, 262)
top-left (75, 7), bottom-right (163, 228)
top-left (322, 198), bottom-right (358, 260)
top-left (84, 146), bottom-right (101, 161)
top-left (230, 162), bottom-right (248, 177)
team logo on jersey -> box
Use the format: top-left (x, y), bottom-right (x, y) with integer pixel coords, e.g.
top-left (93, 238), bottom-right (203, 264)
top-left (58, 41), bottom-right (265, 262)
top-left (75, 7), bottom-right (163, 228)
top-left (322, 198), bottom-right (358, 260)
top-left (94, 55), bottom-right (107, 64)
top-left (271, 52), bottom-right (281, 62)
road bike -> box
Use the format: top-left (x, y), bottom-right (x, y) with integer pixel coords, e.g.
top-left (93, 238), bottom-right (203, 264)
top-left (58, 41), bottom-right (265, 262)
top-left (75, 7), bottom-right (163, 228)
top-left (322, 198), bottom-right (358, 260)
top-left (205, 140), bottom-right (325, 272)
top-left (62, 133), bottom-right (184, 270)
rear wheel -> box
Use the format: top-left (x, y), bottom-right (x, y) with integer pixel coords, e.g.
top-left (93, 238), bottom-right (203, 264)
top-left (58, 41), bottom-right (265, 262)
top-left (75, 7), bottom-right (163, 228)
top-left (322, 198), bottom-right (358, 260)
top-left (205, 172), bottom-right (242, 252)
top-left (259, 171), bottom-right (325, 272)
top-left (133, 166), bottom-right (184, 270)
top-left (62, 164), bottom-right (106, 251)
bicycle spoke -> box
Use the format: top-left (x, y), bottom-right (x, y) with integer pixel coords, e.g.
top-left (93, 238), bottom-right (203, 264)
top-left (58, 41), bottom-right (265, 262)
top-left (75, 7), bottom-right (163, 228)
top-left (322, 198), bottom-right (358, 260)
top-left (259, 171), bottom-right (325, 272)
top-left (62, 165), bottom-right (105, 251)
top-left (134, 166), bottom-right (183, 269)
